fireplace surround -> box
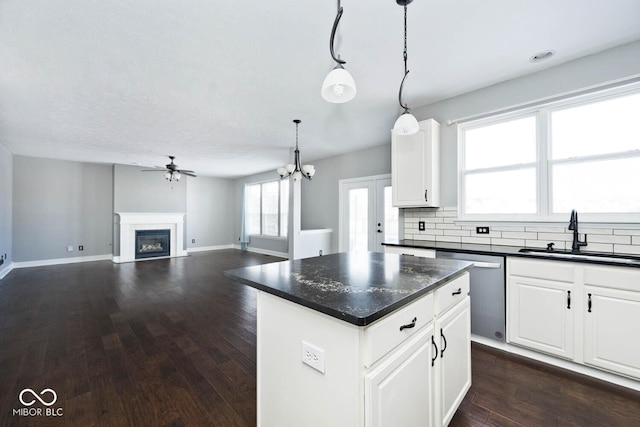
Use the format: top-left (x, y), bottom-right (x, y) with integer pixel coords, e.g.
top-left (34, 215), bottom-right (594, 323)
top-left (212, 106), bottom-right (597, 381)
top-left (115, 212), bottom-right (187, 263)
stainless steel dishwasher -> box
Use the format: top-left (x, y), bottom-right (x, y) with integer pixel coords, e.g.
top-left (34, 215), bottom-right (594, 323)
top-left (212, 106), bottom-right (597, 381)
top-left (436, 251), bottom-right (505, 341)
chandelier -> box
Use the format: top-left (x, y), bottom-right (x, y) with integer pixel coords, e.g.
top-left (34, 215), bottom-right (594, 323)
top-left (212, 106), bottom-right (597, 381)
top-left (276, 120), bottom-right (316, 181)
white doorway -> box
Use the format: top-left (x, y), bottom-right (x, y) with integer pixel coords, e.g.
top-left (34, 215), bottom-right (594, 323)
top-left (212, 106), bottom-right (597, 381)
top-left (339, 174), bottom-right (399, 253)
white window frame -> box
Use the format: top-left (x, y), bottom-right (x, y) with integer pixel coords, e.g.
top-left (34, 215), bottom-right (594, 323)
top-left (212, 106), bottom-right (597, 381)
top-left (245, 179), bottom-right (289, 238)
top-left (458, 81), bottom-right (640, 223)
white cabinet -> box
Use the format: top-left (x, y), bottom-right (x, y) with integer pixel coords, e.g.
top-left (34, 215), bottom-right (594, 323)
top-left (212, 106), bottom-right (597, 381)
top-left (435, 296), bottom-right (471, 427)
top-left (507, 258), bottom-right (640, 381)
top-left (365, 326), bottom-right (435, 427)
top-left (392, 119), bottom-right (440, 207)
top-left (257, 272), bottom-right (471, 427)
top-left (507, 275), bottom-right (574, 360)
top-left (583, 265), bottom-right (640, 379)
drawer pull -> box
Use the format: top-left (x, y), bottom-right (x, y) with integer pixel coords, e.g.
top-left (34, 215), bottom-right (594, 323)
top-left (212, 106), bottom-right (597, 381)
top-left (431, 335), bottom-right (438, 367)
top-left (399, 317), bottom-right (417, 331)
top-left (451, 288), bottom-right (462, 296)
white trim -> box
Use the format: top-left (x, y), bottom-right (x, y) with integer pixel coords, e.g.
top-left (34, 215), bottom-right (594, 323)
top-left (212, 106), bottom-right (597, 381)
top-left (187, 244), bottom-right (235, 253)
top-left (0, 262), bottom-right (14, 280)
top-left (233, 244), bottom-right (288, 259)
top-left (12, 254), bottom-right (112, 269)
top-left (471, 334), bottom-right (640, 392)
top-left (116, 212), bottom-right (187, 262)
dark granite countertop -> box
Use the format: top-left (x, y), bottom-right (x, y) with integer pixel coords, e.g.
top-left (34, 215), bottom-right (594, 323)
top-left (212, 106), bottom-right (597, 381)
top-left (223, 252), bottom-right (473, 326)
top-left (383, 240), bottom-right (640, 268)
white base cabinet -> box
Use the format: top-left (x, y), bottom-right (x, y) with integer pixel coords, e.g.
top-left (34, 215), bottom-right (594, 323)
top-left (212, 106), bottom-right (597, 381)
top-left (257, 273), bottom-right (470, 427)
top-left (507, 258), bottom-right (640, 381)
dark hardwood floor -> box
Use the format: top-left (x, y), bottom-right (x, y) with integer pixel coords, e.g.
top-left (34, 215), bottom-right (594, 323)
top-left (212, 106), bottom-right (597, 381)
top-left (1, 249), bottom-right (638, 426)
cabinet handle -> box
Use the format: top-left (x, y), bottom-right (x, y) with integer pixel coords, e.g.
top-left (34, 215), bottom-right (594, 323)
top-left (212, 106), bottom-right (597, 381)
top-left (452, 288), bottom-right (462, 296)
top-left (567, 290), bottom-right (571, 309)
top-left (431, 335), bottom-right (438, 367)
top-left (588, 293), bottom-right (592, 313)
top-left (399, 317), bottom-right (417, 331)
top-left (424, 189), bottom-right (428, 202)
top-left (440, 328), bottom-right (447, 358)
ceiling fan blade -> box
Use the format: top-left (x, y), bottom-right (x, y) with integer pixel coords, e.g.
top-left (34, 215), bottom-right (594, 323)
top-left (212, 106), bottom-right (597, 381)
top-left (140, 169), bottom-right (168, 172)
top-left (180, 171), bottom-right (197, 177)
top-left (177, 169), bottom-right (195, 173)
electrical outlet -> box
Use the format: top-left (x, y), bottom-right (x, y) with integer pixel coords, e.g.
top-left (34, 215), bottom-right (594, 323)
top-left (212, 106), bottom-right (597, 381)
top-left (301, 341), bottom-right (325, 374)
top-left (418, 221), bottom-right (426, 231)
top-left (192, 239), bottom-right (195, 243)
top-left (319, 250), bottom-right (323, 256)
top-left (79, 245), bottom-right (84, 251)
top-left (476, 226), bottom-right (490, 234)
top-left (67, 246), bottom-right (73, 252)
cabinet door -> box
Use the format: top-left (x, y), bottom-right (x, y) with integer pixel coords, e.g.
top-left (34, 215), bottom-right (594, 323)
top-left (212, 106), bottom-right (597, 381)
top-left (583, 286), bottom-right (640, 379)
top-left (391, 119), bottom-right (440, 208)
top-left (507, 275), bottom-right (574, 359)
top-left (436, 297), bottom-right (471, 427)
top-left (365, 326), bottom-right (435, 427)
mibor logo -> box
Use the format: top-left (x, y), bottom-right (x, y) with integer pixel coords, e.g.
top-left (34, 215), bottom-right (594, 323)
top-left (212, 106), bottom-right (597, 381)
top-left (13, 388), bottom-right (63, 417)
top-left (19, 389), bottom-right (57, 406)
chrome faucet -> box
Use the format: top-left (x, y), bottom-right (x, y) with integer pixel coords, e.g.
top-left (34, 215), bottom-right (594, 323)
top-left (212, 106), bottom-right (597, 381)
top-left (568, 209), bottom-right (587, 252)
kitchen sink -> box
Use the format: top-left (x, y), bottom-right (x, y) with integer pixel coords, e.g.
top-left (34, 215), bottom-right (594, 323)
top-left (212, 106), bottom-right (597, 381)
top-left (518, 248), bottom-right (640, 265)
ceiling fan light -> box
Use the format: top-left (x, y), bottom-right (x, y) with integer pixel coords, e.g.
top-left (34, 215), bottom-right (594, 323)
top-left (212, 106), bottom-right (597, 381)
top-left (321, 67), bottom-right (356, 103)
top-left (393, 112), bottom-right (420, 135)
top-left (165, 171), bottom-right (171, 180)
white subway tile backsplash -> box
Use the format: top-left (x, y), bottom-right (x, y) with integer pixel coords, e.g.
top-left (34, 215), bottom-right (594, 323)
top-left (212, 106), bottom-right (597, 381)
top-left (614, 244), bottom-right (640, 255)
top-left (501, 231), bottom-right (538, 240)
top-left (401, 207), bottom-right (640, 252)
top-left (490, 238), bottom-right (525, 247)
top-left (537, 232), bottom-right (572, 242)
top-left (436, 235), bottom-right (462, 243)
top-left (461, 236), bottom-right (491, 245)
top-left (587, 234), bottom-right (631, 245)
top-left (583, 243), bottom-right (614, 252)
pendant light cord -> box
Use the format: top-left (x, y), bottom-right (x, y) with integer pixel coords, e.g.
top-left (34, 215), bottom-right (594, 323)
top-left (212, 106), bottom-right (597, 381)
top-left (398, 5), bottom-right (410, 113)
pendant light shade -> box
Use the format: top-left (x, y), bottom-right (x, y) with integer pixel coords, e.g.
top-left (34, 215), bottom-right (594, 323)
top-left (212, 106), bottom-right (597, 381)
top-left (393, 112), bottom-right (420, 135)
top-left (392, 0), bottom-right (419, 135)
top-left (322, 2), bottom-right (356, 103)
top-left (322, 66), bottom-right (356, 103)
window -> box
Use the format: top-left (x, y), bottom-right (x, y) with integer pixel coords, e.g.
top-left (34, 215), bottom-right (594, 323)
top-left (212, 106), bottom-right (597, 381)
top-left (246, 180), bottom-right (289, 237)
top-left (459, 83), bottom-right (640, 222)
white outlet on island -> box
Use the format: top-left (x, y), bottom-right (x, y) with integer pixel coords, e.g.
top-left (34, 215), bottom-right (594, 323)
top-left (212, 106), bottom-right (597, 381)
top-left (301, 341), bottom-right (325, 374)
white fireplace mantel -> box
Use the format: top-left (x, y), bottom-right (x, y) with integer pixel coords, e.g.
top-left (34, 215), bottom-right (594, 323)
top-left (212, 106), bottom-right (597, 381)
top-left (114, 212), bottom-right (187, 263)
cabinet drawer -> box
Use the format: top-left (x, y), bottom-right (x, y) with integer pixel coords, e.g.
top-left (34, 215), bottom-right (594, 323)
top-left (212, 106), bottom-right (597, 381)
top-left (385, 246), bottom-right (436, 258)
top-left (363, 292), bottom-right (434, 368)
top-left (435, 274), bottom-right (470, 316)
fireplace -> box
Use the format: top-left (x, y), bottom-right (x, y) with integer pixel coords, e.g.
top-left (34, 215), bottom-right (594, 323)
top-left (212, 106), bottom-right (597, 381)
top-left (115, 212), bottom-right (187, 263)
top-left (135, 229), bottom-right (171, 259)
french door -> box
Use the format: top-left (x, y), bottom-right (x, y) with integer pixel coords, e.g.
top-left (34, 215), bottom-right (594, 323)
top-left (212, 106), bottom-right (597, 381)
top-left (339, 174), bottom-right (399, 252)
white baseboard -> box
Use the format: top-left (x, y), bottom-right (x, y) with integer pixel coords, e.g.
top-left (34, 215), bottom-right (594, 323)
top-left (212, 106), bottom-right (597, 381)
top-left (0, 262), bottom-right (14, 280)
top-left (12, 254), bottom-right (113, 269)
top-left (471, 334), bottom-right (640, 392)
top-left (232, 244), bottom-right (289, 259)
top-left (188, 244), bottom-right (235, 253)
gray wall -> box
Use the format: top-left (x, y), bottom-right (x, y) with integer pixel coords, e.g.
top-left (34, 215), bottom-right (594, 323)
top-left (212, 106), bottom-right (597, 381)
top-left (300, 143), bottom-right (391, 253)
top-left (233, 144), bottom-right (391, 255)
top-left (0, 144), bottom-right (12, 269)
top-left (12, 156), bottom-right (113, 262)
top-left (412, 40), bottom-right (640, 207)
top-left (186, 175), bottom-right (235, 248)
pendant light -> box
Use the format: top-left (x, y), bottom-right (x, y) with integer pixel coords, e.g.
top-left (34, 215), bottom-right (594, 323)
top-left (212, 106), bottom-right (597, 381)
top-left (276, 120), bottom-right (316, 181)
top-left (321, 0), bottom-right (356, 103)
top-left (392, 0), bottom-right (419, 135)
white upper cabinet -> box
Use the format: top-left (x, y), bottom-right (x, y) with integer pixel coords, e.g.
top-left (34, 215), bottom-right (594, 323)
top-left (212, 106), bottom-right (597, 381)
top-left (392, 119), bottom-right (441, 207)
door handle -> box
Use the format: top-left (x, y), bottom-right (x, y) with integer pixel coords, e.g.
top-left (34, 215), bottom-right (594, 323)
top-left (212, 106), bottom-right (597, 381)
top-left (440, 328), bottom-right (447, 358)
top-left (377, 229), bottom-right (382, 233)
top-left (424, 189), bottom-right (428, 202)
top-left (431, 335), bottom-right (438, 367)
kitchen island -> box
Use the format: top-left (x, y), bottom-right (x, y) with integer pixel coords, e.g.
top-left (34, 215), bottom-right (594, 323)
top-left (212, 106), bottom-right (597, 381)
top-left (224, 251), bottom-right (473, 427)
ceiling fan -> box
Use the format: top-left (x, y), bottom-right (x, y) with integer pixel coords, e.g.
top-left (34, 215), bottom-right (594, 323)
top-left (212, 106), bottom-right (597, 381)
top-left (141, 156), bottom-right (197, 182)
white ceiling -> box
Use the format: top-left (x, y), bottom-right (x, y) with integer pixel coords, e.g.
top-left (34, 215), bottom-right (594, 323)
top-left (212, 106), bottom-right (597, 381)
top-left (1, 0), bottom-right (639, 178)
